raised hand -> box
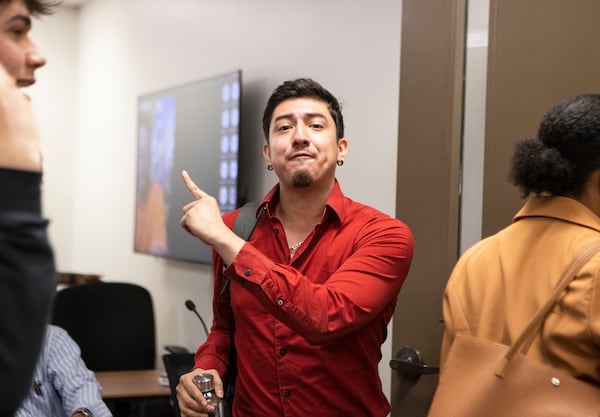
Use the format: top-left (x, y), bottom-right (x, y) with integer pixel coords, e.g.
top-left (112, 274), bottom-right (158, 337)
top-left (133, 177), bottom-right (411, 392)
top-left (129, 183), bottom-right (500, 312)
top-left (179, 170), bottom-right (246, 265)
top-left (0, 63), bottom-right (41, 172)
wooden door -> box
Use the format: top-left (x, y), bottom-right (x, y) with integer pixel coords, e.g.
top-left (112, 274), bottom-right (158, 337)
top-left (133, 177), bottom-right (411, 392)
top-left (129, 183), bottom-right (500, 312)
top-left (391, 0), bottom-right (465, 415)
top-left (483, 0), bottom-right (600, 236)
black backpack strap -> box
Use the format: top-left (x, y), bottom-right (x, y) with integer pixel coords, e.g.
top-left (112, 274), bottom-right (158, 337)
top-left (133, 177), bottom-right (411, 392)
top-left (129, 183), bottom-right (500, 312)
top-left (220, 202), bottom-right (261, 417)
top-left (232, 202), bottom-right (260, 240)
top-left (218, 202), bottom-right (261, 298)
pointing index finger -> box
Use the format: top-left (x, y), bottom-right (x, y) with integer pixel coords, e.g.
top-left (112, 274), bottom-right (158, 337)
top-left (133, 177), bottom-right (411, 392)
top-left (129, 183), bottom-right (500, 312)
top-left (181, 170), bottom-right (206, 199)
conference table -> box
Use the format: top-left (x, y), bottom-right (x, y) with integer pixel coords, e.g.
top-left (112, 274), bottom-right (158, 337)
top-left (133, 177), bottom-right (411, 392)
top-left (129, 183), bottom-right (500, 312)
top-left (96, 369), bottom-right (171, 399)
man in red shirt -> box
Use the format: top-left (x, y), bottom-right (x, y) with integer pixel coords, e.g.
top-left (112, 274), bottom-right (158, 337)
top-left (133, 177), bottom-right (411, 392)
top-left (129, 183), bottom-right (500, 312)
top-left (177, 78), bottom-right (414, 417)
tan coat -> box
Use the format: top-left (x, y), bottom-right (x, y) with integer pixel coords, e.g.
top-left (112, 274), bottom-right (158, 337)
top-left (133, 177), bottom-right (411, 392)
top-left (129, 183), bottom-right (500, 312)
top-left (442, 196), bottom-right (600, 385)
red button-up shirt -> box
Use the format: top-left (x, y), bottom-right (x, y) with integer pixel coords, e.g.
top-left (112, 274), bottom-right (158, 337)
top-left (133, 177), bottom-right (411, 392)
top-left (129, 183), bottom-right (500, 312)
top-left (195, 181), bottom-right (414, 417)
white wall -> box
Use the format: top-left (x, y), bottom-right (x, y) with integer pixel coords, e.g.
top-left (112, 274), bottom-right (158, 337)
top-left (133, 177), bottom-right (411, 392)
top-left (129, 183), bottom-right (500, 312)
top-left (460, 0), bottom-right (489, 254)
top-left (32, 7), bottom-right (79, 269)
top-left (32, 0), bottom-right (402, 402)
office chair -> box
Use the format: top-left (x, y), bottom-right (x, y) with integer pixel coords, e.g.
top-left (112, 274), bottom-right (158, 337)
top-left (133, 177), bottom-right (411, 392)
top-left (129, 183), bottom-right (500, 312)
top-left (51, 281), bottom-right (156, 372)
top-left (162, 352), bottom-right (195, 417)
top-left (52, 282), bottom-right (165, 416)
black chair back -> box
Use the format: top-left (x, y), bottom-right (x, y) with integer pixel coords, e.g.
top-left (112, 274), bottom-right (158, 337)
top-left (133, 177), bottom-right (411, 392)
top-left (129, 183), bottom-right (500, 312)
top-left (52, 282), bottom-right (156, 371)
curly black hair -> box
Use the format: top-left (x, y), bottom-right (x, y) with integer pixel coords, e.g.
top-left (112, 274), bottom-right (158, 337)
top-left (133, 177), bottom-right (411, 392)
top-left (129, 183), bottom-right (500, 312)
top-left (261, 78), bottom-right (344, 144)
top-left (509, 94), bottom-right (600, 198)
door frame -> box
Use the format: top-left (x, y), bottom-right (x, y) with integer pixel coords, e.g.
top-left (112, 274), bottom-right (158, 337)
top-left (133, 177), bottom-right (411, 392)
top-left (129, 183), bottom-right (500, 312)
top-left (391, 0), bottom-right (466, 415)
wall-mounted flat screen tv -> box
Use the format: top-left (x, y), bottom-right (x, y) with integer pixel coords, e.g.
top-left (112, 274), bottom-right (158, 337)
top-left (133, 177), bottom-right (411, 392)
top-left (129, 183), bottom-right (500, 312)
top-left (134, 70), bottom-right (242, 264)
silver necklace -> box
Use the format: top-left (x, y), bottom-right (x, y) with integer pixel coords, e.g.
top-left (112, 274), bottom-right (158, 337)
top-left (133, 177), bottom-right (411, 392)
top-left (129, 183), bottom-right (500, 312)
top-left (288, 240), bottom-right (304, 254)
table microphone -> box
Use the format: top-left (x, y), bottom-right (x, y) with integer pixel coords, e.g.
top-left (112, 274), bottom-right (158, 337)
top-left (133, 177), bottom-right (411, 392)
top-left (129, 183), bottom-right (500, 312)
top-left (185, 299), bottom-right (209, 337)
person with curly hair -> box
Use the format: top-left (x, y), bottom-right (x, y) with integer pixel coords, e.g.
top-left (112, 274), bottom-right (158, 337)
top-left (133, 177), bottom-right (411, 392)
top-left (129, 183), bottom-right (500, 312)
top-left (440, 94), bottom-right (600, 391)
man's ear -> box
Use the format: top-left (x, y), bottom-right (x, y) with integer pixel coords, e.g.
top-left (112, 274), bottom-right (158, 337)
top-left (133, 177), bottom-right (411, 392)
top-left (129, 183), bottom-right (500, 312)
top-left (263, 143), bottom-right (271, 163)
top-left (337, 138), bottom-right (348, 160)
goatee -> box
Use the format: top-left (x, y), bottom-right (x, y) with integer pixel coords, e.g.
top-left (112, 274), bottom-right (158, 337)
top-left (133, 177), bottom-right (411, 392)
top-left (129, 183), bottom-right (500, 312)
top-left (292, 170), bottom-right (312, 188)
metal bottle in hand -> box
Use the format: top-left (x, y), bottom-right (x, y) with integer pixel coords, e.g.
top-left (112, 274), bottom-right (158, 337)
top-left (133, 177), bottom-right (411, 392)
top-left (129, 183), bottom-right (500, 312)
top-left (193, 373), bottom-right (224, 417)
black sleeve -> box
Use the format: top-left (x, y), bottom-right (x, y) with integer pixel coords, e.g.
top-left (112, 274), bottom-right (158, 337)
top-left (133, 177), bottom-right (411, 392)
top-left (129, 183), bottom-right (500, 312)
top-left (0, 168), bottom-right (56, 416)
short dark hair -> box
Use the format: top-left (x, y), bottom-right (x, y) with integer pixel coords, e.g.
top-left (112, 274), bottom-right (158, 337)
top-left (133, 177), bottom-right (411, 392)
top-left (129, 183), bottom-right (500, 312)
top-left (262, 78), bottom-right (344, 143)
top-left (1, 0), bottom-right (59, 16)
top-left (509, 93), bottom-right (600, 198)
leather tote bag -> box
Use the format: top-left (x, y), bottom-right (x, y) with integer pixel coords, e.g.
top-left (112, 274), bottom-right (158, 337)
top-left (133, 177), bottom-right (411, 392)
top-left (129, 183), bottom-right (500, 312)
top-left (427, 241), bottom-right (600, 417)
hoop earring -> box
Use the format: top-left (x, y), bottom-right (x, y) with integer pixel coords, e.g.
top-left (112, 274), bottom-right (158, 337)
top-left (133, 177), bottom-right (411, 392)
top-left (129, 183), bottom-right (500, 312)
top-left (336, 160), bottom-right (344, 166)
top-left (267, 163), bottom-right (274, 171)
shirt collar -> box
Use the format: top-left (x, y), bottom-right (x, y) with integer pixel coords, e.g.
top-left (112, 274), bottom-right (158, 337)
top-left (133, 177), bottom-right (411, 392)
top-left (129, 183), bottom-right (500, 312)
top-left (513, 195), bottom-right (600, 233)
top-left (259, 179), bottom-right (346, 223)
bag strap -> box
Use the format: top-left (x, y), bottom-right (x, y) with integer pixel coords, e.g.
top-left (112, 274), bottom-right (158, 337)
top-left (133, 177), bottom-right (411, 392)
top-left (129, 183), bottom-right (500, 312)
top-left (218, 202), bottom-right (261, 299)
top-left (220, 202), bottom-right (261, 398)
top-left (496, 240), bottom-right (600, 377)
top-left (232, 202), bottom-right (260, 240)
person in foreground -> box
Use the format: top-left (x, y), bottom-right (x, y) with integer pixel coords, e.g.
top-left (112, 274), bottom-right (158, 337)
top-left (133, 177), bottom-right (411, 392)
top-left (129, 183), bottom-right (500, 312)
top-left (15, 325), bottom-right (113, 417)
top-left (440, 94), bottom-right (600, 387)
top-left (0, 0), bottom-right (58, 415)
top-left (177, 78), bottom-right (414, 416)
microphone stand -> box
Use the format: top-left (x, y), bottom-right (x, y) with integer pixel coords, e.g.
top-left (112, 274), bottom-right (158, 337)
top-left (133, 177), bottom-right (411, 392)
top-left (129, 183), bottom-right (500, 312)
top-left (185, 299), bottom-right (209, 337)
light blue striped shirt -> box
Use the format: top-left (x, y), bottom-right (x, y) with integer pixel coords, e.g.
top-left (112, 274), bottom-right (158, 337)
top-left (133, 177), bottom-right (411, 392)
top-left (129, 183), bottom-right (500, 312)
top-left (15, 325), bottom-right (112, 417)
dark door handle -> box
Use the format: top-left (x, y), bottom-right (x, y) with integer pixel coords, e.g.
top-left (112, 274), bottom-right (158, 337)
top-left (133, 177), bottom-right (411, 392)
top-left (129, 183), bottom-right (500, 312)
top-left (389, 346), bottom-right (439, 381)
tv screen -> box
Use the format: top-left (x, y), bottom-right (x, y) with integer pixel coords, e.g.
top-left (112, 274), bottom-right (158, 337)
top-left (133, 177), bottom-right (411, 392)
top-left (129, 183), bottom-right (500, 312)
top-left (134, 70), bottom-right (242, 264)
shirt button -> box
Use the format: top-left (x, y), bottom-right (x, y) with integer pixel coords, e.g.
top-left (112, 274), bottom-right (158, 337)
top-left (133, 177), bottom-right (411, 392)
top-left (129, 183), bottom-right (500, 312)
top-left (244, 268), bottom-right (251, 276)
top-left (283, 390), bottom-right (290, 398)
top-left (279, 348), bottom-right (286, 356)
top-left (277, 299), bottom-right (284, 306)
top-left (273, 228), bottom-right (279, 235)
